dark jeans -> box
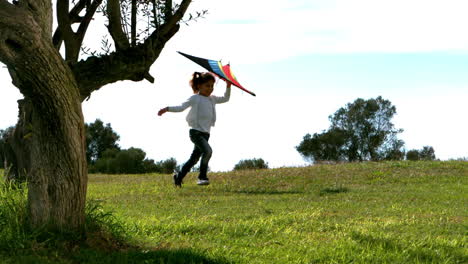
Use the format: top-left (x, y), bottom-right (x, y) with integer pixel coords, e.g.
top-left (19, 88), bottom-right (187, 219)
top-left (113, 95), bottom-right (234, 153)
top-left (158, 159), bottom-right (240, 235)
top-left (178, 129), bottom-right (212, 181)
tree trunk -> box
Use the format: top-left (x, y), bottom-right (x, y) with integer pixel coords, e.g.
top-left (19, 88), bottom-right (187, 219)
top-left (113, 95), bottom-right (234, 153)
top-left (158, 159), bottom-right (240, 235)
top-left (26, 92), bottom-right (87, 231)
top-left (5, 70), bottom-right (88, 231)
top-left (23, 75), bottom-right (87, 231)
top-left (2, 30), bottom-right (88, 232)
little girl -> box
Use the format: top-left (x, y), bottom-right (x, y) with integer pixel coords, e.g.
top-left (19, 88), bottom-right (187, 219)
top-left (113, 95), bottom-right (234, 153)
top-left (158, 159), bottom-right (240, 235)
top-left (158, 72), bottom-right (231, 187)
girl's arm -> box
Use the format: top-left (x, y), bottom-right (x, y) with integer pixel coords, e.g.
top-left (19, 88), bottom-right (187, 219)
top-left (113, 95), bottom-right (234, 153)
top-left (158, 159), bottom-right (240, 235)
top-left (158, 96), bottom-right (194, 116)
top-left (212, 82), bottom-right (231, 104)
top-left (157, 107), bottom-right (169, 116)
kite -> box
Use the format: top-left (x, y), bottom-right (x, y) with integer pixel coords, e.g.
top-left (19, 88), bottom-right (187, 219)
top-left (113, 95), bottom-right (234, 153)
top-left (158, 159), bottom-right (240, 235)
top-left (178, 51), bottom-right (256, 96)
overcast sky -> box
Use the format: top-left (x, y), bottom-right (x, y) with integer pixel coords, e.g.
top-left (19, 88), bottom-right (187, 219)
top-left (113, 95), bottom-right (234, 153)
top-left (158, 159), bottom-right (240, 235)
top-left (1, 0), bottom-right (467, 171)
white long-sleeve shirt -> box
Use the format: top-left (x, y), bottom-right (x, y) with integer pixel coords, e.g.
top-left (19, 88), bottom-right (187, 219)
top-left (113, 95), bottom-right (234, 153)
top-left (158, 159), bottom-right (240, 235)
top-left (167, 87), bottom-right (231, 133)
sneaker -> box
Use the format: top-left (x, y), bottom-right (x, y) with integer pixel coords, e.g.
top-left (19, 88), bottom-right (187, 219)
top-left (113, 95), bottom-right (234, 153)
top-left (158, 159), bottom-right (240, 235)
top-left (173, 173), bottom-right (182, 187)
top-left (197, 179), bottom-right (210, 186)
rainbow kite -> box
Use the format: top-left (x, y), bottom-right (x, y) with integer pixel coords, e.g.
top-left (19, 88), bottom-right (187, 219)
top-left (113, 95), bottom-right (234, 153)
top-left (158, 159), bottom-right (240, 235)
top-left (178, 51), bottom-right (256, 96)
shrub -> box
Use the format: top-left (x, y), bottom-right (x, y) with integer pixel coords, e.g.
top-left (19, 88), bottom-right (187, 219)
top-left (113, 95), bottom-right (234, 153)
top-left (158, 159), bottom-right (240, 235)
top-left (233, 158), bottom-right (269, 171)
top-left (406, 150), bottom-right (420, 161)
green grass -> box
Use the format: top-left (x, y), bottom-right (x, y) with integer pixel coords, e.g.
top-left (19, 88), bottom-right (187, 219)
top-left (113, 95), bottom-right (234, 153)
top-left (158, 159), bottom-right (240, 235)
top-left (1, 161), bottom-right (467, 263)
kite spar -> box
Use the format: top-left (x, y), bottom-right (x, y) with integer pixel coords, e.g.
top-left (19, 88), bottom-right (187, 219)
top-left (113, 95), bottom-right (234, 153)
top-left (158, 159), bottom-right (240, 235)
top-left (178, 51), bottom-right (256, 96)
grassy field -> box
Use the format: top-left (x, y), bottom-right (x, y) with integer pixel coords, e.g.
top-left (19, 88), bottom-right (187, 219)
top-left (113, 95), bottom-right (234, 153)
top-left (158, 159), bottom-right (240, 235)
top-left (1, 161), bottom-right (467, 263)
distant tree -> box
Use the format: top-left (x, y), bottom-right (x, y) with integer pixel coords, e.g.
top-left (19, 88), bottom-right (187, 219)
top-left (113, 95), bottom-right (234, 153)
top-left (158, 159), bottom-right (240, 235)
top-left (296, 128), bottom-right (347, 163)
top-left (234, 158), bottom-right (269, 171)
top-left (451, 157), bottom-right (468, 161)
top-left (406, 146), bottom-right (436, 161)
top-left (155, 157), bottom-right (178, 174)
top-left (297, 96), bottom-right (405, 163)
top-left (191, 164), bottom-right (210, 173)
top-left (89, 147), bottom-right (176, 174)
top-left (85, 119), bottom-right (120, 164)
top-left (406, 149), bottom-right (420, 161)
top-left (114, 147), bottom-right (146, 174)
top-left (419, 146), bottom-right (436, 161)
top-left (91, 147), bottom-right (149, 174)
top-left (380, 135), bottom-right (406, 161)
top-left (90, 148), bottom-right (120, 173)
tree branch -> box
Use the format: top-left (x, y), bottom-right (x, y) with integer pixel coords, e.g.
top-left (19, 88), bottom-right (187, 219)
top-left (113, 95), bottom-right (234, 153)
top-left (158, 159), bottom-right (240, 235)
top-left (107, 0), bottom-right (130, 51)
top-left (53, 0), bottom-right (89, 50)
top-left (164, 0), bottom-right (173, 20)
top-left (57, 0), bottom-right (79, 61)
top-left (72, 21), bottom-right (181, 101)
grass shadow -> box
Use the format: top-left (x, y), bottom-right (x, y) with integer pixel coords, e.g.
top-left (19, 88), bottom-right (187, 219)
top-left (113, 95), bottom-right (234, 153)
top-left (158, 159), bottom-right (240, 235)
top-left (319, 186), bottom-right (349, 196)
top-left (231, 189), bottom-right (303, 195)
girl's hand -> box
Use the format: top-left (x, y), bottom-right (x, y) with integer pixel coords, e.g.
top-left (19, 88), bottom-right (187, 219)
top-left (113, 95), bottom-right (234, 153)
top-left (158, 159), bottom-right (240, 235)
top-left (158, 107), bottom-right (168, 116)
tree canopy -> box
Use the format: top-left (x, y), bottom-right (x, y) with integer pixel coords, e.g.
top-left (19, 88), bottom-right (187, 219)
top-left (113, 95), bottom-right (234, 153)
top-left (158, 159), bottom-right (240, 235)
top-left (297, 96), bottom-right (405, 163)
top-left (85, 119), bottom-right (120, 164)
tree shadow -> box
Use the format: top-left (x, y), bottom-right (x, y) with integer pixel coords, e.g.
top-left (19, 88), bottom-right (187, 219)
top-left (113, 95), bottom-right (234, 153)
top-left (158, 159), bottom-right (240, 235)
top-left (72, 247), bottom-right (232, 264)
top-left (318, 186), bottom-right (349, 196)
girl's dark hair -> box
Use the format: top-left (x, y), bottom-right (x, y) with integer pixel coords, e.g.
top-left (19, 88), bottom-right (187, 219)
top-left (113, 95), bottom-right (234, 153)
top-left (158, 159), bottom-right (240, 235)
top-left (189, 72), bottom-right (215, 93)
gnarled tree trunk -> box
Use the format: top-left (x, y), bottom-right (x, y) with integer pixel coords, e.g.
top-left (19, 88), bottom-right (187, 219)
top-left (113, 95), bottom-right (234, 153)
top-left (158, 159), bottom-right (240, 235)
top-left (0, 1), bottom-right (87, 230)
top-left (0, 0), bottom-right (192, 232)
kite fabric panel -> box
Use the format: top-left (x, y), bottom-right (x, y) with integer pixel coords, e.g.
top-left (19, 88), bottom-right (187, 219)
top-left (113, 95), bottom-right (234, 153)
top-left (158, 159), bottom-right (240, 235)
top-left (178, 51), bottom-right (256, 96)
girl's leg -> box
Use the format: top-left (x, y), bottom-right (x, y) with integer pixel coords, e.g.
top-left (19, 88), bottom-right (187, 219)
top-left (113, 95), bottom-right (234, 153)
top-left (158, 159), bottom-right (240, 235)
top-left (177, 145), bottom-right (202, 182)
top-left (196, 133), bottom-right (212, 180)
top-left (177, 129), bottom-right (212, 181)
top-left (189, 129), bottom-right (212, 180)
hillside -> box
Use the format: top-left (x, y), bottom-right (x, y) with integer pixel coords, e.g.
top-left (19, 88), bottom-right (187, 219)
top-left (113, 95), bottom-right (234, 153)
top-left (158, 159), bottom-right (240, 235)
top-left (1, 161), bottom-right (467, 263)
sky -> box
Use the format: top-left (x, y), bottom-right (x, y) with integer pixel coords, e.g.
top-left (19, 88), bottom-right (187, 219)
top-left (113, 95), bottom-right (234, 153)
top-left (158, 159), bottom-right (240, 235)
top-left (1, 0), bottom-right (467, 171)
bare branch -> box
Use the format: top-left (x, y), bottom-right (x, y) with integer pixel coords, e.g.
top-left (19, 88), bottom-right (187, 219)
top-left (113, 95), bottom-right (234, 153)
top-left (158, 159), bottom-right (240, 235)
top-left (76, 0), bottom-right (102, 43)
top-left (107, 0), bottom-right (130, 51)
top-left (159, 0), bottom-right (190, 35)
top-left (66, 0), bottom-right (193, 99)
top-left (151, 0), bottom-right (159, 30)
top-left (131, 0), bottom-right (137, 46)
top-left (54, 0), bottom-right (102, 62)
